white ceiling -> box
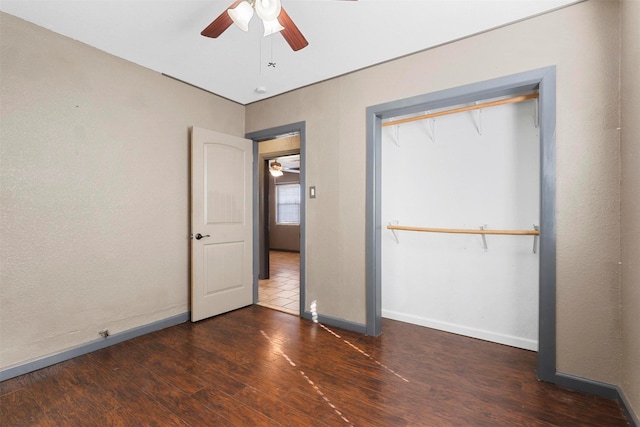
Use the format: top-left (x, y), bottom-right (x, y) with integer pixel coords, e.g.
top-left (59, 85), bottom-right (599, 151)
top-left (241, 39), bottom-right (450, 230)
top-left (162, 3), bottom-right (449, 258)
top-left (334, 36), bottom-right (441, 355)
top-left (1, 0), bottom-right (579, 105)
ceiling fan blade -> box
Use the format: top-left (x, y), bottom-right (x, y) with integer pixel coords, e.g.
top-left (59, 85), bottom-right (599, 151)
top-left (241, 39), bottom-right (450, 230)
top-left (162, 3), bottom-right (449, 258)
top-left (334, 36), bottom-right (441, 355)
top-left (277, 7), bottom-right (309, 51)
top-left (201, 0), bottom-right (242, 38)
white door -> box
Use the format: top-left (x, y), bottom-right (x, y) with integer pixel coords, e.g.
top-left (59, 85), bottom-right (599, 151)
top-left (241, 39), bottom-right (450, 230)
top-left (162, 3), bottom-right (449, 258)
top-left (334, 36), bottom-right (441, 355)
top-left (191, 127), bottom-right (253, 322)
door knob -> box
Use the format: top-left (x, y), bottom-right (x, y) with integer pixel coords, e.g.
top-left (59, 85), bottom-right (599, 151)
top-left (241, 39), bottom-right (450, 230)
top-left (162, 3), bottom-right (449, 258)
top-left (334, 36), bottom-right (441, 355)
top-left (195, 233), bottom-right (210, 240)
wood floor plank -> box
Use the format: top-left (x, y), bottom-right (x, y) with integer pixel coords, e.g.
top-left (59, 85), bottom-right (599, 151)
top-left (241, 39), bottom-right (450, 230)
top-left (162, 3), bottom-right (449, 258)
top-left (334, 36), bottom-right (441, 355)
top-left (233, 385), bottom-right (332, 426)
top-left (0, 388), bottom-right (50, 426)
top-left (280, 388), bottom-right (354, 427)
top-left (138, 377), bottom-right (235, 427)
top-left (99, 408), bottom-right (146, 427)
top-left (193, 386), bottom-right (283, 426)
top-left (16, 361), bottom-right (107, 425)
top-left (0, 375), bottom-right (30, 398)
top-left (0, 305), bottom-right (629, 426)
top-left (59, 356), bottom-right (122, 414)
top-left (122, 338), bottom-right (209, 395)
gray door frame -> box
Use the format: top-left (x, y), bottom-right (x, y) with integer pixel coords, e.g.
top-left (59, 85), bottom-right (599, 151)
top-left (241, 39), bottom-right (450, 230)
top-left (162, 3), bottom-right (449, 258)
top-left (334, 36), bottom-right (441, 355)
top-left (365, 67), bottom-right (557, 382)
top-left (247, 122), bottom-right (306, 317)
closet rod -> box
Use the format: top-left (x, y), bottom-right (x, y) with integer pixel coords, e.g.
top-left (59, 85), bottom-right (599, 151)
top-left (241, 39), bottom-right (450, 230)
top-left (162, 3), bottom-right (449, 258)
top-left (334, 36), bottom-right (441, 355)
top-left (382, 93), bottom-right (539, 128)
top-left (387, 225), bottom-right (540, 236)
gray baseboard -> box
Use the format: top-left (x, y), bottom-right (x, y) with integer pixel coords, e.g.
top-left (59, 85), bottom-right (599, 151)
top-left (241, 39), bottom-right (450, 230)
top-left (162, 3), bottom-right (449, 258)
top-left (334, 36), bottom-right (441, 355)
top-left (553, 372), bottom-right (620, 400)
top-left (552, 372), bottom-right (637, 426)
top-left (618, 386), bottom-right (639, 427)
top-left (0, 312), bottom-right (189, 382)
top-left (301, 310), bottom-right (367, 334)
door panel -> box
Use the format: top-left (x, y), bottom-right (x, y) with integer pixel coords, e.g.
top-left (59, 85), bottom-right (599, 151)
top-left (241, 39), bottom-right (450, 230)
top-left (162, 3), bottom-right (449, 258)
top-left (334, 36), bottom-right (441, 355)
top-left (205, 144), bottom-right (245, 224)
top-left (191, 127), bottom-right (253, 322)
top-left (204, 242), bottom-right (244, 294)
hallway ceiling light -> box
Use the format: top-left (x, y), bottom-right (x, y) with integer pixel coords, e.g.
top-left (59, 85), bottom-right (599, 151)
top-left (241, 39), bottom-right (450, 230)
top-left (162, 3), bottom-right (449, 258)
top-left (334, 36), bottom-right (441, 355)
top-left (269, 160), bottom-right (284, 177)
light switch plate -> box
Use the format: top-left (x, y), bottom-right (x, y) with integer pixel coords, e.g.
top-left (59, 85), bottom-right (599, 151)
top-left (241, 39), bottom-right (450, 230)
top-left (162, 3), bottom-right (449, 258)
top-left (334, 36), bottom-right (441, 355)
top-left (309, 186), bottom-right (316, 198)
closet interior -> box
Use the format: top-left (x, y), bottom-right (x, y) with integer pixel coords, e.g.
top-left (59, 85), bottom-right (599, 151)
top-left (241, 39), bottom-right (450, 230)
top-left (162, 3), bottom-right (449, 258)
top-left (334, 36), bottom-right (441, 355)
top-left (381, 93), bottom-right (541, 351)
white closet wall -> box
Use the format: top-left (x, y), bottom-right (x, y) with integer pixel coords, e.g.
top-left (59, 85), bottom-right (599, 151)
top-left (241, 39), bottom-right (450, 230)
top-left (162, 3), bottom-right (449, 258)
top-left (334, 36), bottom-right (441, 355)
top-left (382, 98), bottom-right (540, 351)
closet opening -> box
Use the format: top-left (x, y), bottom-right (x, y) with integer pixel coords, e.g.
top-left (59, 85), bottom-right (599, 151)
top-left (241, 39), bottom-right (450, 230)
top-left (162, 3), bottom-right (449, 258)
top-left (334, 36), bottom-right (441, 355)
top-left (365, 67), bottom-right (557, 381)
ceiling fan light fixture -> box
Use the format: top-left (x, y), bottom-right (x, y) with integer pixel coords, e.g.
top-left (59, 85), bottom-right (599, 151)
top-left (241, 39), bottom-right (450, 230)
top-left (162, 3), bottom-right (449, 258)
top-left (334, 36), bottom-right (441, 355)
top-left (201, 0), bottom-right (308, 52)
top-left (269, 160), bottom-right (284, 177)
top-left (255, 0), bottom-right (282, 21)
top-left (228, 1), bottom-right (254, 32)
top-left (262, 19), bottom-right (284, 36)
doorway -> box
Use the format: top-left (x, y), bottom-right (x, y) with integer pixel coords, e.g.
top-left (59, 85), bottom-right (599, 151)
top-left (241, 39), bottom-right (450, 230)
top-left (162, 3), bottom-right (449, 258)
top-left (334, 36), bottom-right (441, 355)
top-left (259, 153), bottom-right (301, 315)
top-left (247, 122), bottom-right (306, 318)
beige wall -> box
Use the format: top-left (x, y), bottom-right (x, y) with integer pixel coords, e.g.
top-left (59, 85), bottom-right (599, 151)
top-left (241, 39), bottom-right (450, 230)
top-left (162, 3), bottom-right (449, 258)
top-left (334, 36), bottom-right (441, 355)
top-left (621, 0), bottom-right (640, 421)
top-left (246, 0), bottom-right (625, 387)
top-left (0, 13), bottom-right (244, 370)
top-left (251, 82), bottom-right (346, 314)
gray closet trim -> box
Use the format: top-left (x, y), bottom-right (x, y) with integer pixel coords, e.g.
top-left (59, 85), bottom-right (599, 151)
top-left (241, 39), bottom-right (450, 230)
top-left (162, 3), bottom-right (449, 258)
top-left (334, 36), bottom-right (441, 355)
top-left (246, 122), bottom-right (307, 318)
top-left (366, 67), bottom-right (562, 381)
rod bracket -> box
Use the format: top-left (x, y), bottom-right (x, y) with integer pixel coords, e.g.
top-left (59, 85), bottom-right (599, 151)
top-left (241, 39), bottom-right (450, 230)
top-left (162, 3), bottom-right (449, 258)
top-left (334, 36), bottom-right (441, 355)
top-left (389, 221), bottom-right (400, 244)
top-left (480, 225), bottom-right (488, 251)
top-left (473, 102), bottom-right (483, 135)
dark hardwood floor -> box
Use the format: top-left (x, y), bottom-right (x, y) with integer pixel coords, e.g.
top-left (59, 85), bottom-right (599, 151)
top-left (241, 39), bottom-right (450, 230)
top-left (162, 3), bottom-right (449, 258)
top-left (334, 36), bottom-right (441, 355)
top-left (0, 306), bottom-right (629, 426)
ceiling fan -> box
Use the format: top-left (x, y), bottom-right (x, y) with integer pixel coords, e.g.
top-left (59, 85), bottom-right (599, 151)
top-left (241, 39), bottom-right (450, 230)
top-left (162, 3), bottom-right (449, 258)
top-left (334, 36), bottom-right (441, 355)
top-left (201, 0), bottom-right (309, 51)
top-left (270, 156), bottom-right (300, 176)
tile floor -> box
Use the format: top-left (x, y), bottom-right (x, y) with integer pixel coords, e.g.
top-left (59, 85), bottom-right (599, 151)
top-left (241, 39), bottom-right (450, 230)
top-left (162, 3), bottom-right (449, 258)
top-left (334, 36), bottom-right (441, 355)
top-left (257, 251), bottom-right (300, 315)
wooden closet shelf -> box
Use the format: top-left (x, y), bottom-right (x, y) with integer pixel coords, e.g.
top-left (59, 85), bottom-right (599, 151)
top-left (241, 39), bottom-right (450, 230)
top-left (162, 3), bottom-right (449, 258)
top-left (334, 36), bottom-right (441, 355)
top-left (382, 93), bottom-right (539, 127)
top-left (386, 225), bottom-right (540, 236)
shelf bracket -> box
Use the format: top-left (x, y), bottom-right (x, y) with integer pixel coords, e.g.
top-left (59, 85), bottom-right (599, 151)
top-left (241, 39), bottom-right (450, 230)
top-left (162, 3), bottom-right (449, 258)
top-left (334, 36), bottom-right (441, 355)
top-left (480, 225), bottom-right (488, 251)
top-left (389, 221), bottom-right (400, 244)
top-left (473, 102), bottom-right (483, 136)
top-left (425, 110), bottom-right (436, 143)
top-left (533, 224), bottom-right (539, 254)
top-left (393, 125), bottom-right (400, 147)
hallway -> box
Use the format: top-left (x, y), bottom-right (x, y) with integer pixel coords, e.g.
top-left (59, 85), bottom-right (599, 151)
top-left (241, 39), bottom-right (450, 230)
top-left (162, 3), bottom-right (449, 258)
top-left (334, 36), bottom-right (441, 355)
top-left (258, 251), bottom-right (300, 315)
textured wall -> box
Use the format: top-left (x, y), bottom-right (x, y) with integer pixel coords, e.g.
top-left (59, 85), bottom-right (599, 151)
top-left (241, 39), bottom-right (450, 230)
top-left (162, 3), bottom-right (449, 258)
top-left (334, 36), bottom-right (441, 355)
top-left (246, 0), bottom-right (623, 386)
top-left (0, 13), bottom-right (244, 370)
top-left (620, 0), bottom-right (640, 420)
